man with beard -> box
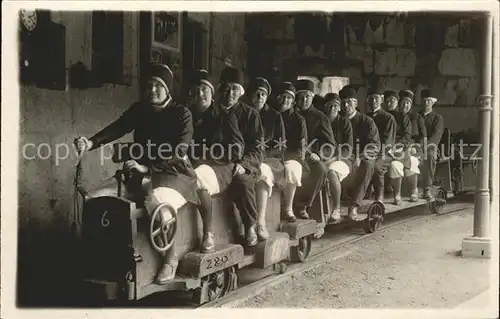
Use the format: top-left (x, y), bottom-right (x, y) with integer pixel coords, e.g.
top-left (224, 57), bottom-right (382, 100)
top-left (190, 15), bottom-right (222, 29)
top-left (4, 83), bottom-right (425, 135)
top-left (367, 85), bottom-right (397, 202)
top-left (339, 85), bottom-right (380, 220)
top-left (420, 89), bottom-right (444, 199)
top-left (217, 66), bottom-right (264, 247)
top-left (188, 69), bottom-right (245, 252)
top-left (294, 79), bottom-right (336, 219)
top-left (74, 63), bottom-right (198, 284)
top-left (276, 82), bottom-right (308, 222)
top-left (396, 89), bottom-right (427, 201)
top-left (247, 76), bottom-right (286, 241)
top-left (383, 90), bottom-right (414, 204)
top-left (322, 92), bottom-right (353, 223)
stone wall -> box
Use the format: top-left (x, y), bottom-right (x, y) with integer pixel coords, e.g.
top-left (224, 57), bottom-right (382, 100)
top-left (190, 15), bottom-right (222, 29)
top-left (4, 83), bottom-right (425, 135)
top-left (245, 12), bottom-right (484, 135)
top-left (18, 11), bottom-right (142, 305)
top-left (187, 12), bottom-right (248, 85)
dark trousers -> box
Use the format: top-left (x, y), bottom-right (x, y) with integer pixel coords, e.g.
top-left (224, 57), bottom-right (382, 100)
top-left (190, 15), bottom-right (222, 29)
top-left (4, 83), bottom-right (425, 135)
top-left (228, 173), bottom-right (258, 228)
top-left (295, 160), bottom-right (328, 209)
top-left (342, 159), bottom-right (376, 206)
top-left (372, 157), bottom-right (392, 197)
top-left (421, 148), bottom-right (438, 189)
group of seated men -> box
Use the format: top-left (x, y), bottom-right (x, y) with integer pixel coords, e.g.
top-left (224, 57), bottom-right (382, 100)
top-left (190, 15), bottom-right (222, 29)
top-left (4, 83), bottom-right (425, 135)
top-left (74, 63), bottom-right (444, 284)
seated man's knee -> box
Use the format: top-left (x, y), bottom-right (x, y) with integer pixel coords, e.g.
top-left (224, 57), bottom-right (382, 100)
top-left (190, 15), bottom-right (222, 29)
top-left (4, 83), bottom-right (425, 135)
top-left (144, 187), bottom-right (186, 221)
top-left (389, 161), bottom-right (404, 178)
top-left (258, 163), bottom-right (275, 190)
top-left (284, 160), bottom-right (303, 186)
top-left (195, 164), bottom-right (220, 196)
top-left (327, 160), bottom-right (350, 182)
top-left (404, 169), bottom-right (416, 177)
top-left (357, 159), bottom-right (376, 179)
top-left (360, 158), bottom-right (375, 169)
top-left (404, 156), bottom-right (420, 176)
top-left (327, 169), bottom-right (338, 180)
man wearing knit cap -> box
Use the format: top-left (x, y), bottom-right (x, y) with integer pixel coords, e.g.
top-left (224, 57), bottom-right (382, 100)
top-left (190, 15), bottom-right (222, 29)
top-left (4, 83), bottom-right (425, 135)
top-left (398, 89), bottom-right (427, 201)
top-left (420, 88), bottom-right (444, 199)
top-left (276, 82), bottom-right (308, 222)
top-left (338, 85), bottom-right (380, 220)
top-left (400, 89), bottom-right (427, 147)
top-left (75, 63), bottom-right (198, 284)
top-left (247, 76), bottom-right (286, 241)
top-left (293, 79), bottom-right (335, 220)
top-left (217, 66), bottom-right (264, 247)
top-left (323, 92), bottom-right (353, 223)
top-left (383, 89), bottom-right (414, 205)
top-left (188, 69), bottom-right (245, 253)
top-left (367, 84), bottom-right (397, 203)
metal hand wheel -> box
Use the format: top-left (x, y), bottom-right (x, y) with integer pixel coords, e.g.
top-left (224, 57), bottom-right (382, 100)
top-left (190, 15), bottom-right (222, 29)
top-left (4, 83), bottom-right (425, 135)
top-left (149, 203), bottom-right (178, 252)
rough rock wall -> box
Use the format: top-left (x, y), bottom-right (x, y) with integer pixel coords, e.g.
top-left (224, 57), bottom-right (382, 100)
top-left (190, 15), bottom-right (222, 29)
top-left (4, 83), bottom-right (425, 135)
top-left (246, 13), bottom-right (483, 134)
top-left (188, 12), bottom-right (247, 85)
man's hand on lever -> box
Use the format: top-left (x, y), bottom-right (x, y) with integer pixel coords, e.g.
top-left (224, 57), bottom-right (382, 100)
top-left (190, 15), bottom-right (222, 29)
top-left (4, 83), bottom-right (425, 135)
top-left (124, 160), bottom-right (149, 175)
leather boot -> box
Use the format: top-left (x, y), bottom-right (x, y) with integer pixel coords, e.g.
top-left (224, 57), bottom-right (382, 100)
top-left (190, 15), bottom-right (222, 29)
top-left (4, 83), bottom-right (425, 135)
top-left (407, 175), bottom-right (419, 202)
top-left (393, 194), bottom-right (402, 205)
top-left (328, 209), bottom-right (342, 224)
top-left (423, 187), bottom-right (433, 199)
top-left (410, 192), bottom-right (419, 202)
top-left (284, 210), bottom-right (297, 223)
top-left (297, 207), bottom-right (310, 219)
top-left (200, 232), bottom-right (215, 253)
top-left (155, 261), bottom-right (178, 285)
top-left (246, 225), bottom-right (258, 247)
top-left (256, 224), bottom-right (269, 241)
top-left (347, 206), bottom-right (359, 221)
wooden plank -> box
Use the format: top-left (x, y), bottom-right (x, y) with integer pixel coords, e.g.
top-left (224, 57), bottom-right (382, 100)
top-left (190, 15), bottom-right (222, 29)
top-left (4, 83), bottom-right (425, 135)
top-left (137, 277), bottom-right (201, 300)
top-left (123, 12), bottom-right (139, 85)
top-left (179, 244), bottom-right (244, 278)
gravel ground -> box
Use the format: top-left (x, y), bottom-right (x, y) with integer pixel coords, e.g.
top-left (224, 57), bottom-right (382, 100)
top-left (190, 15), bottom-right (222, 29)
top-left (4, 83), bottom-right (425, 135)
top-left (237, 208), bottom-right (491, 308)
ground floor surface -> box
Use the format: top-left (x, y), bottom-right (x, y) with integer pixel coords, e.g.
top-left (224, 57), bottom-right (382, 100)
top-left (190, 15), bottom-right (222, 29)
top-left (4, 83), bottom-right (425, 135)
top-left (235, 207), bottom-right (493, 309)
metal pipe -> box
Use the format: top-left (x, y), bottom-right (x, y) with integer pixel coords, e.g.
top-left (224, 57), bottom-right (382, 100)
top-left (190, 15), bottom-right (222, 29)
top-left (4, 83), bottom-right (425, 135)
top-left (473, 12), bottom-right (493, 238)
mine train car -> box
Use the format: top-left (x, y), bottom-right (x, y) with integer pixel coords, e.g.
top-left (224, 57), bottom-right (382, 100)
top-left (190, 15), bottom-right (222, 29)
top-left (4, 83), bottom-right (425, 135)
top-left (78, 140), bottom-right (452, 306)
top-left (77, 69), bottom-right (454, 306)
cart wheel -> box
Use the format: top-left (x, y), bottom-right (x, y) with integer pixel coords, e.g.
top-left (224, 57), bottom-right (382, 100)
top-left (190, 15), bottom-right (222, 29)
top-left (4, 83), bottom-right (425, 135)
top-left (290, 235), bottom-right (312, 263)
top-left (273, 262), bottom-right (288, 274)
top-left (192, 267), bottom-right (237, 305)
top-left (430, 187), bottom-right (447, 214)
top-left (363, 201), bottom-right (385, 233)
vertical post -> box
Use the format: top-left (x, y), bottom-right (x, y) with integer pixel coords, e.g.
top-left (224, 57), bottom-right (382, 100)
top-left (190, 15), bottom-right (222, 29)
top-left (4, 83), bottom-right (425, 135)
top-left (462, 12), bottom-right (493, 258)
top-left (490, 15), bottom-right (498, 215)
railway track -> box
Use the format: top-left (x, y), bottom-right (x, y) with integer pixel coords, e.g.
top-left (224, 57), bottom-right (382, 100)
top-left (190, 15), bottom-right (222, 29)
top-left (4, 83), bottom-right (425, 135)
top-left (199, 201), bottom-right (472, 308)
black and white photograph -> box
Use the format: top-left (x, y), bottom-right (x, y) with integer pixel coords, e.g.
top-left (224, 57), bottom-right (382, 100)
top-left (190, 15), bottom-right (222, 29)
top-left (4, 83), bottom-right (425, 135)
top-left (1, 1), bottom-right (499, 318)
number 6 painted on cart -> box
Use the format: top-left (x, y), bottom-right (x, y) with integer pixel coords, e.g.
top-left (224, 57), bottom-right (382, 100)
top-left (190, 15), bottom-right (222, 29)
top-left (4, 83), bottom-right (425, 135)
top-left (101, 211), bottom-right (110, 227)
